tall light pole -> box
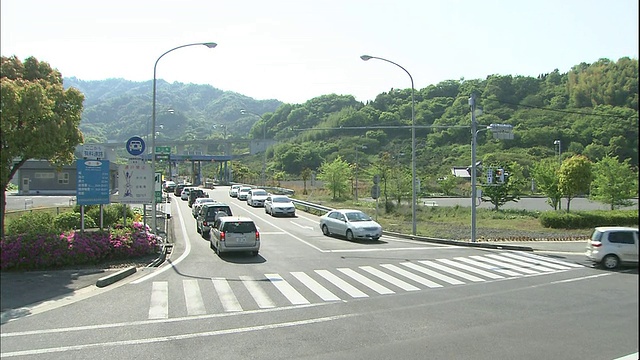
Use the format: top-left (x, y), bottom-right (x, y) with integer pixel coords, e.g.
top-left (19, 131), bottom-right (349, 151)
top-left (554, 139), bottom-right (562, 210)
top-left (354, 145), bottom-right (367, 201)
top-left (470, 94), bottom-right (479, 243)
top-left (240, 109), bottom-right (267, 186)
top-left (151, 42), bottom-right (216, 235)
top-left (361, 55), bottom-right (417, 235)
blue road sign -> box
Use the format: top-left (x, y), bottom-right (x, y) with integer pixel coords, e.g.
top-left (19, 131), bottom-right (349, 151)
top-left (126, 136), bottom-right (146, 156)
top-left (77, 160), bottom-right (111, 205)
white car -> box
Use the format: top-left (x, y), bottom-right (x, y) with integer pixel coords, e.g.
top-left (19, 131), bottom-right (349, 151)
top-left (180, 187), bottom-right (194, 201)
top-left (236, 186), bottom-right (252, 201)
top-left (191, 198), bottom-right (218, 218)
top-left (264, 195), bottom-right (296, 217)
top-left (228, 184), bottom-right (242, 197)
top-left (585, 226), bottom-right (638, 269)
top-left (246, 189), bottom-right (269, 207)
top-left (319, 209), bottom-right (382, 241)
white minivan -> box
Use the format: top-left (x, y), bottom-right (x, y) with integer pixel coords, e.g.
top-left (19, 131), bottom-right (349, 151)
top-left (585, 226), bottom-right (638, 269)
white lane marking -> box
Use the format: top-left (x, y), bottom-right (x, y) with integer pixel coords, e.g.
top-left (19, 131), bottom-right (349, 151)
top-left (132, 199), bottom-right (192, 284)
top-left (419, 261), bottom-right (485, 282)
top-left (183, 279), bottom-right (206, 316)
top-left (359, 266), bottom-right (420, 291)
top-left (436, 259), bottom-right (504, 279)
top-left (326, 246), bottom-right (456, 253)
top-left (613, 352), bottom-right (638, 360)
top-left (212, 277), bottom-right (243, 312)
top-left (500, 252), bottom-right (571, 270)
top-left (400, 262), bottom-right (462, 285)
top-left (337, 268), bottom-right (394, 295)
top-left (0, 314), bottom-right (354, 357)
top-left (291, 272), bottom-right (341, 301)
top-left (454, 257), bottom-right (522, 277)
top-left (240, 275), bottom-right (275, 309)
top-left (315, 270), bottom-right (368, 298)
top-left (381, 264), bottom-right (444, 288)
top-left (485, 254), bottom-right (558, 272)
top-left (469, 255), bottom-right (539, 275)
top-left (265, 273), bottom-right (310, 305)
top-left (290, 222), bottom-right (314, 230)
top-left (517, 252), bottom-right (585, 268)
top-left (148, 282), bottom-right (168, 320)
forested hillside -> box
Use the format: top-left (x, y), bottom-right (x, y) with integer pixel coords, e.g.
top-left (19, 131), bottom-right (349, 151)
top-left (64, 77), bottom-right (283, 143)
top-left (70, 57), bottom-right (638, 191)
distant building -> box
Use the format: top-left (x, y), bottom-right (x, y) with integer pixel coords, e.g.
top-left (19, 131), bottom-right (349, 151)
top-left (16, 160), bottom-right (118, 196)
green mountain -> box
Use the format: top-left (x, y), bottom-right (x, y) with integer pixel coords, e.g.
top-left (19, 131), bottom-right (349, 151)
top-left (66, 57), bottom-right (639, 185)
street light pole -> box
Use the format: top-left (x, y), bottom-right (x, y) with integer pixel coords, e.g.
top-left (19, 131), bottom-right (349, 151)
top-left (354, 145), bottom-right (367, 201)
top-left (470, 94), bottom-right (478, 243)
top-left (554, 139), bottom-right (562, 210)
top-left (360, 55), bottom-right (417, 235)
top-left (151, 42), bottom-right (216, 235)
top-left (240, 109), bottom-right (267, 186)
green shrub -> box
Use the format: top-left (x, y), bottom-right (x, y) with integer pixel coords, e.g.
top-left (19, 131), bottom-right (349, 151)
top-left (53, 212), bottom-right (97, 232)
top-left (539, 210), bottom-right (639, 229)
top-left (6, 212), bottom-right (57, 236)
top-left (83, 204), bottom-right (134, 228)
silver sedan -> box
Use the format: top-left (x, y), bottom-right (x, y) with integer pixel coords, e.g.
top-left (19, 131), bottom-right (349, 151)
top-left (319, 209), bottom-right (382, 241)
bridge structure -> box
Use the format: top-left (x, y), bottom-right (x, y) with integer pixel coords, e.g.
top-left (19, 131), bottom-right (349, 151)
top-left (86, 138), bottom-right (276, 186)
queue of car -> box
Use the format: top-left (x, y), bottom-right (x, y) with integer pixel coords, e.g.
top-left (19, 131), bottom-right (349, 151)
top-left (173, 184), bottom-right (385, 259)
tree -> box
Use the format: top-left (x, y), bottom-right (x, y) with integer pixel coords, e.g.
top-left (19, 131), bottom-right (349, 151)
top-left (481, 163), bottom-right (524, 211)
top-left (1, 56), bottom-right (84, 238)
top-left (589, 155), bottom-right (638, 210)
top-left (438, 175), bottom-right (458, 196)
top-left (531, 158), bottom-right (562, 210)
top-left (316, 156), bottom-right (350, 200)
top-left (558, 155), bottom-right (593, 212)
top-left (300, 168), bottom-right (312, 195)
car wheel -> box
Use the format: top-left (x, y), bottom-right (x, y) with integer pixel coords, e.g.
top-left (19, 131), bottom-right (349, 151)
top-left (265, 207), bottom-right (268, 214)
top-left (210, 240), bottom-right (214, 249)
top-left (322, 224), bottom-right (330, 236)
top-left (346, 230), bottom-right (354, 241)
top-left (216, 243), bottom-right (222, 256)
top-left (196, 225), bottom-right (201, 233)
top-left (602, 254), bottom-right (620, 269)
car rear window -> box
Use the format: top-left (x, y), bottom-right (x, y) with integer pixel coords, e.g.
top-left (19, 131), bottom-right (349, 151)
top-left (206, 207), bottom-right (232, 219)
top-left (223, 221), bottom-right (256, 233)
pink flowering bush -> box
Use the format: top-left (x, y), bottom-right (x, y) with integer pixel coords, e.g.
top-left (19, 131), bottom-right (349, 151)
top-left (0, 222), bottom-right (159, 271)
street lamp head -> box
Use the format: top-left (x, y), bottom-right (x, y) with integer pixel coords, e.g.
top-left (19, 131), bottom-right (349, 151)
top-left (360, 55), bottom-right (373, 61)
top-left (240, 110), bottom-right (247, 115)
top-left (203, 42), bottom-right (217, 48)
top-left (554, 140), bottom-right (560, 145)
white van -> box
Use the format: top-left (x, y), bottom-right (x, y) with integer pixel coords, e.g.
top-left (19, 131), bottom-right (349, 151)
top-left (585, 226), bottom-right (638, 269)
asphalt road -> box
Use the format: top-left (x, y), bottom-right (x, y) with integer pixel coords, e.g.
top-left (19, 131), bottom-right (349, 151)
top-left (1, 187), bottom-right (637, 359)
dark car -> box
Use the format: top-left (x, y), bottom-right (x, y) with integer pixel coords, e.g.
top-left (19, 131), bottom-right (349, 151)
top-left (174, 183), bottom-right (191, 197)
top-left (188, 188), bottom-right (208, 207)
top-left (196, 203), bottom-right (233, 238)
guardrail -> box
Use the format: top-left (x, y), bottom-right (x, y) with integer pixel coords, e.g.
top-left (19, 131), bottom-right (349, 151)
top-left (290, 198), bottom-right (332, 215)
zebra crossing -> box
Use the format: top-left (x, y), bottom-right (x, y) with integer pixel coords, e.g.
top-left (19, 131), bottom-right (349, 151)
top-left (146, 252), bottom-right (583, 319)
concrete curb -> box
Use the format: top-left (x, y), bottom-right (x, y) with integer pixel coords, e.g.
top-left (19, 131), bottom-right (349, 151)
top-left (96, 266), bottom-right (137, 288)
top-left (382, 231), bottom-right (534, 252)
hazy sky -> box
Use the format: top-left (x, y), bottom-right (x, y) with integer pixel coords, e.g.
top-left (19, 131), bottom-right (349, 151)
top-left (1, 0), bottom-right (638, 104)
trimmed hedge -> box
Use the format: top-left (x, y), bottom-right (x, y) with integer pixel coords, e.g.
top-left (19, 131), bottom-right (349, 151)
top-left (539, 210), bottom-right (639, 229)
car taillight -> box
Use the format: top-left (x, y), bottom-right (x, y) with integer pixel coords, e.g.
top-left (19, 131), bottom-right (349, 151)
top-left (220, 231), bottom-right (225, 241)
top-left (255, 230), bottom-right (260, 241)
top-left (591, 241), bottom-right (602, 247)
